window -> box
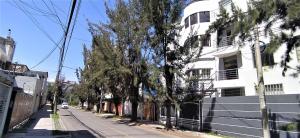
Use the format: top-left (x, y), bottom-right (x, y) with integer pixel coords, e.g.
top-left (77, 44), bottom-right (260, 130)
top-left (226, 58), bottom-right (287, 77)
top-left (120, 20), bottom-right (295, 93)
top-left (200, 35), bottom-right (211, 47)
top-left (199, 11), bottom-right (210, 22)
top-left (265, 84), bottom-right (284, 95)
top-left (200, 68), bottom-right (211, 79)
top-left (252, 50), bottom-right (275, 67)
top-left (262, 53), bottom-right (275, 66)
top-left (217, 28), bottom-right (233, 47)
top-left (183, 36), bottom-right (200, 55)
top-left (192, 69), bottom-right (199, 77)
top-left (188, 69), bottom-right (199, 91)
top-left (219, 0), bottom-right (232, 7)
top-left (185, 17), bottom-right (189, 28)
top-left (190, 13), bottom-right (198, 25)
top-left (296, 47), bottom-right (300, 62)
top-left (221, 88), bottom-right (245, 97)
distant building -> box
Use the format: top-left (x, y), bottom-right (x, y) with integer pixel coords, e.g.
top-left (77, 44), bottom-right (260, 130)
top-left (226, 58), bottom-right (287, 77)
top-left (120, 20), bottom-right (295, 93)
top-left (13, 69), bottom-right (48, 112)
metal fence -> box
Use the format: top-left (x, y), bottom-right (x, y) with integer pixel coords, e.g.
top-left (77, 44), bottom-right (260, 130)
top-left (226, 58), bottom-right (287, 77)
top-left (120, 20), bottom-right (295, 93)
top-left (162, 94), bottom-right (300, 138)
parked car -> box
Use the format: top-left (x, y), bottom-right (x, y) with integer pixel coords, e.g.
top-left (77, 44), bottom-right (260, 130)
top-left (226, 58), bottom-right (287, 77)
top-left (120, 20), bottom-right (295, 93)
top-left (61, 102), bottom-right (69, 109)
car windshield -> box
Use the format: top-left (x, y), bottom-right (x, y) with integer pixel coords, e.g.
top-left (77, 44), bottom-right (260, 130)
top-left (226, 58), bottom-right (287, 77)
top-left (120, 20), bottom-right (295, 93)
top-left (62, 102), bottom-right (68, 105)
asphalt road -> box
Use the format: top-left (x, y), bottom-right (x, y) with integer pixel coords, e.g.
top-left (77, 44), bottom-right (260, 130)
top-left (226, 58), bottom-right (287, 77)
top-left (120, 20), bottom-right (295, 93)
top-left (59, 107), bottom-right (175, 138)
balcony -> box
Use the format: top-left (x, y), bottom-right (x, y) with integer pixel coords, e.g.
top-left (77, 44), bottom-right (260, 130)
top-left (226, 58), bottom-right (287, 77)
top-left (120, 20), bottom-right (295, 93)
top-left (216, 68), bottom-right (239, 80)
top-left (218, 36), bottom-right (233, 48)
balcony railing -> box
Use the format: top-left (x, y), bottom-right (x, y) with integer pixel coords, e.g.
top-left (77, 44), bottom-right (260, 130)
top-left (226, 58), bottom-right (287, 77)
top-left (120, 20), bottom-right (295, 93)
top-left (218, 36), bottom-right (233, 47)
top-left (217, 68), bottom-right (239, 80)
top-left (219, 0), bottom-right (232, 7)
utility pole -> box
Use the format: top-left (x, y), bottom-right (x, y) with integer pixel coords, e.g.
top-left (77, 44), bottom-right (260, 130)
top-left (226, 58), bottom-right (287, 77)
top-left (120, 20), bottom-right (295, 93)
top-left (53, 0), bottom-right (78, 114)
top-left (254, 26), bottom-right (270, 138)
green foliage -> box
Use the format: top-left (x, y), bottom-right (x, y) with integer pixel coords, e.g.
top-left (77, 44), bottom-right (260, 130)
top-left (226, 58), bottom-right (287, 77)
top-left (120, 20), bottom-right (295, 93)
top-left (279, 122), bottom-right (298, 131)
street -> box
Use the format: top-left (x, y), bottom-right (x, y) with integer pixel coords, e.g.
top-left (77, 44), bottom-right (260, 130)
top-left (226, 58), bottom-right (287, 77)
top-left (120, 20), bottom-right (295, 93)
top-left (59, 107), bottom-right (176, 138)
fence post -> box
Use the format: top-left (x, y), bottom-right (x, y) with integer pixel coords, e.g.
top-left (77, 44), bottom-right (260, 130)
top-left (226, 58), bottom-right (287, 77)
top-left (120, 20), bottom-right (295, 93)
top-left (199, 99), bottom-right (203, 131)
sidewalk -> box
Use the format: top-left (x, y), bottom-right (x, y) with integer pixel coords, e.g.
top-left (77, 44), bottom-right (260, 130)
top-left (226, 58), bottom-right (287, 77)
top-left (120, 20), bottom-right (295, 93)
top-left (4, 104), bottom-right (55, 138)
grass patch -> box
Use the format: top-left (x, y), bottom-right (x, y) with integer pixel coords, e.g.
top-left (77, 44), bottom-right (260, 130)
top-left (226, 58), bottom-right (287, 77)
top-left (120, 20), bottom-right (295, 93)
top-left (51, 113), bottom-right (61, 131)
top-left (51, 113), bottom-right (70, 136)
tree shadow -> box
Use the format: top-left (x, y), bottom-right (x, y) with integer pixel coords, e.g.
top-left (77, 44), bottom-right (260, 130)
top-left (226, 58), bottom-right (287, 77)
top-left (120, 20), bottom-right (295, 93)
top-left (269, 111), bottom-right (279, 138)
top-left (5, 129), bottom-right (98, 138)
top-left (203, 97), bottom-right (216, 132)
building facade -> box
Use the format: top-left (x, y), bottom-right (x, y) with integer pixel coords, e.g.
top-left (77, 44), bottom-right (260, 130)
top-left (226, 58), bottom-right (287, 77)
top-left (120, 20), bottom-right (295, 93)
top-left (179, 0), bottom-right (300, 97)
top-left (0, 34), bottom-right (16, 66)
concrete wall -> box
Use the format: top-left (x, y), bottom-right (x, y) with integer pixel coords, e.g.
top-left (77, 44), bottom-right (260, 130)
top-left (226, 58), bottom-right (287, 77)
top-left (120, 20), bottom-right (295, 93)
top-left (14, 75), bottom-right (47, 113)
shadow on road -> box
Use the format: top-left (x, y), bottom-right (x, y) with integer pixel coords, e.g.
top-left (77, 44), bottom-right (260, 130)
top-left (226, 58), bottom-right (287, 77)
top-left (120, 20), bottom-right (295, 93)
top-left (5, 129), bottom-right (97, 138)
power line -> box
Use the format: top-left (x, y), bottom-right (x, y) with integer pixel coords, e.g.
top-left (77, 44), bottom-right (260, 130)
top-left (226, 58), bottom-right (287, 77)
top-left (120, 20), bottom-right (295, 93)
top-left (9, 0), bottom-right (65, 70)
top-left (63, 0), bottom-right (82, 65)
top-left (55, 0), bottom-right (78, 82)
top-left (17, 0), bottom-right (65, 27)
top-left (30, 36), bottom-right (64, 69)
top-left (53, 0), bottom-right (78, 114)
top-left (11, 0), bottom-right (60, 46)
top-left (44, 0), bottom-right (66, 31)
top-left (62, 65), bottom-right (77, 70)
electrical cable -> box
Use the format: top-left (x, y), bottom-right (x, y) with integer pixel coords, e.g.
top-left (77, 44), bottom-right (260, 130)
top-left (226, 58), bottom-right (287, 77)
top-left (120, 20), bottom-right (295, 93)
top-left (62, 0), bottom-right (82, 65)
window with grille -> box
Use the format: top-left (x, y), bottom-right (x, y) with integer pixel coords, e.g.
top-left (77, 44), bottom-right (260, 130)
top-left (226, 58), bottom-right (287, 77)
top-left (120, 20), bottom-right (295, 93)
top-left (265, 84), bottom-right (284, 95)
top-left (190, 13), bottom-right (198, 25)
top-left (200, 35), bottom-right (211, 47)
top-left (200, 68), bottom-right (211, 79)
top-left (219, 0), bottom-right (232, 7)
top-left (185, 17), bottom-right (189, 28)
top-left (199, 11), bottom-right (210, 22)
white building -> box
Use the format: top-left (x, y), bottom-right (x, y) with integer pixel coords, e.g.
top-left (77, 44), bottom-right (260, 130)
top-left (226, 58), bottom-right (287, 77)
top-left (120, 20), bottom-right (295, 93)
top-left (0, 31), bottom-right (15, 64)
top-left (179, 0), bottom-right (300, 97)
top-left (14, 69), bottom-right (48, 113)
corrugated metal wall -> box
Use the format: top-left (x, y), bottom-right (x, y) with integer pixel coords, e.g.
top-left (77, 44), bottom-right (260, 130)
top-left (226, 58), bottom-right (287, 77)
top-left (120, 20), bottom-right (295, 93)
top-left (161, 94), bottom-right (300, 138)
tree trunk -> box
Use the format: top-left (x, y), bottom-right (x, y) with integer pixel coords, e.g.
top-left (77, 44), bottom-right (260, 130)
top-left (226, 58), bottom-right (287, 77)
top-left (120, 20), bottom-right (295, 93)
top-left (130, 85), bottom-right (139, 122)
top-left (86, 97), bottom-right (91, 111)
top-left (114, 102), bottom-right (119, 116)
top-left (165, 64), bottom-right (174, 129)
top-left (131, 100), bottom-right (138, 121)
top-left (80, 100), bottom-right (84, 109)
top-left (165, 99), bottom-right (172, 129)
top-left (99, 95), bottom-right (103, 113)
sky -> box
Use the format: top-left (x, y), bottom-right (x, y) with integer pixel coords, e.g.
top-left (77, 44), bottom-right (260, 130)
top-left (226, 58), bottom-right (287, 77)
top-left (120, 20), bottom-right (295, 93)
top-left (0, 0), bottom-right (114, 82)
